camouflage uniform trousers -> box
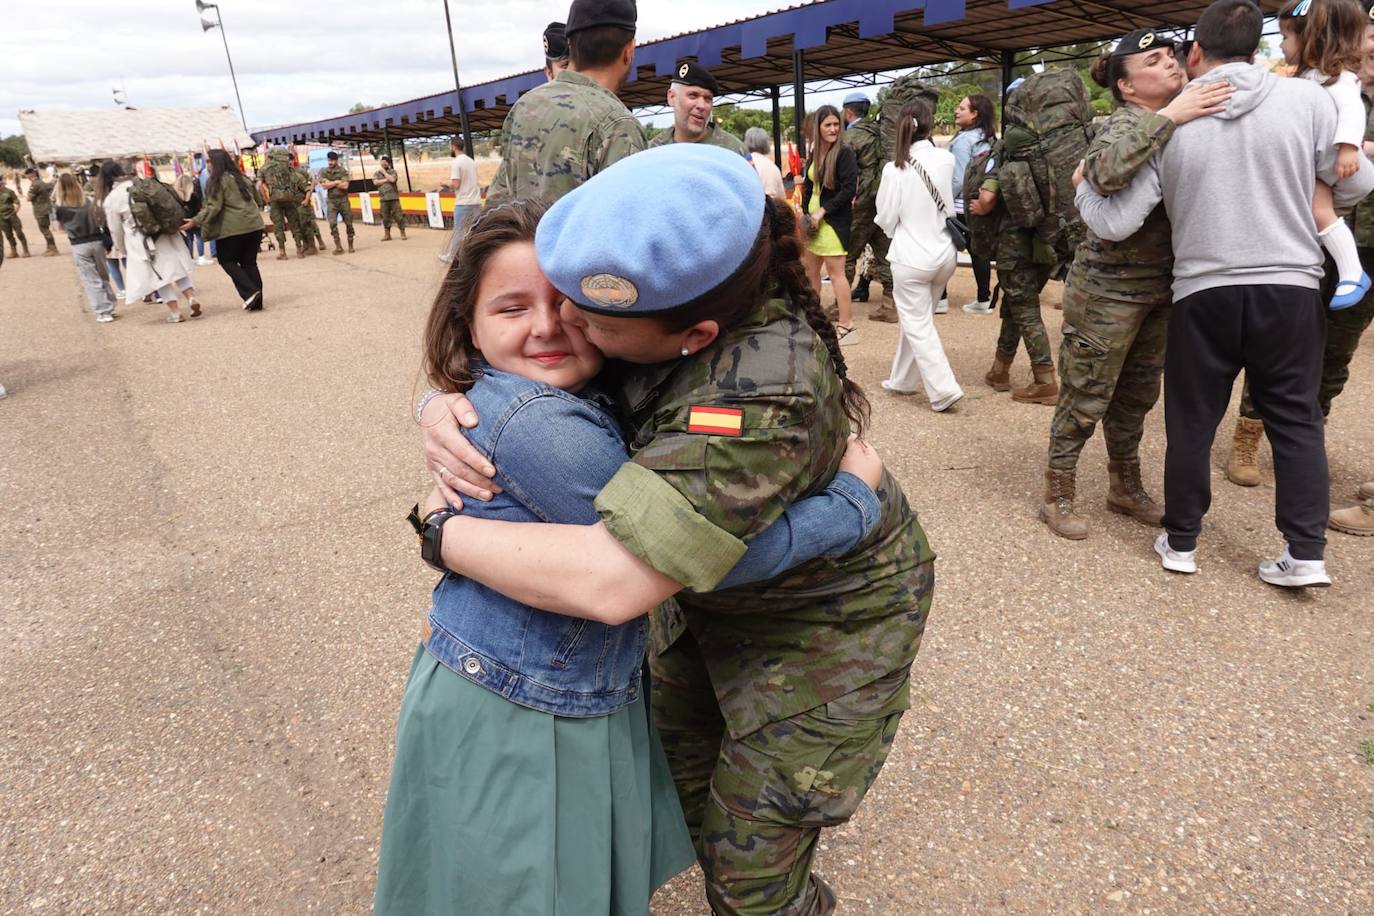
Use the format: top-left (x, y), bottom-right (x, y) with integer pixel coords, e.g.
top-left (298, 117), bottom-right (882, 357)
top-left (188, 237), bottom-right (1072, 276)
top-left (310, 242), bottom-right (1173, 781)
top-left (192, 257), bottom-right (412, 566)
top-left (843, 202), bottom-right (892, 297)
top-left (301, 205), bottom-right (326, 248)
top-left (994, 258), bottom-right (1056, 366)
top-left (379, 199), bottom-right (405, 232)
top-left (269, 200), bottom-right (305, 251)
top-left (327, 197), bottom-right (355, 245)
top-left (1239, 254), bottom-right (1371, 420)
top-left (0, 213), bottom-right (27, 253)
top-left (650, 630), bottom-right (910, 916)
top-left (1048, 282), bottom-right (1169, 471)
top-left (34, 210), bottom-right (55, 249)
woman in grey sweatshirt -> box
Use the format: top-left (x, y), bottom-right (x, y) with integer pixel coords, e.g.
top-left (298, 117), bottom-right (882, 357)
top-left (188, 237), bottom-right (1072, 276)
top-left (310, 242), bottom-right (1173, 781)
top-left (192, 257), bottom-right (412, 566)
top-left (52, 174), bottom-right (117, 322)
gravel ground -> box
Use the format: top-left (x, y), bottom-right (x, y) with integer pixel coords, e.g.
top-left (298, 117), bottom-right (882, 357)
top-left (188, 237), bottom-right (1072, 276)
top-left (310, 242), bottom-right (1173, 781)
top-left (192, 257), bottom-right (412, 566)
top-left (2, 205), bottom-right (1371, 915)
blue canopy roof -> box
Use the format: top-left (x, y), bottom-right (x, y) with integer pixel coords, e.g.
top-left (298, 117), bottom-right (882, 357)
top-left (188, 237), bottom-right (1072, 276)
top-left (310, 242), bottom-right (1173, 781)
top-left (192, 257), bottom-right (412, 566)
top-left (252, 0), bottom-right (1217, 146)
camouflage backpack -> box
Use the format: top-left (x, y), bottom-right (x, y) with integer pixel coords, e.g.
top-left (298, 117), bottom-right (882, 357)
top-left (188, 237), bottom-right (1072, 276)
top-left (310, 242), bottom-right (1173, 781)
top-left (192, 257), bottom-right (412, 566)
top-left (963, 144), bottom-right (1001, 262)
top-left (263, 150), bottom-right (303, 205)
top-left (878, 75), bottom-right (942, 161)
top-left (997, 68), bottom-right (1094, 253)
top-left (128, 176), bottom-right (187, 239)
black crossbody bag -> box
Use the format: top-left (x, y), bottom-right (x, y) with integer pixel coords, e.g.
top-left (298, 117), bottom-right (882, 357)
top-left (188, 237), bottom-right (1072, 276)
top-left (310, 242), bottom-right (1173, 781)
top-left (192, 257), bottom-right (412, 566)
top-left (910, 157), bottom-right (970, 252)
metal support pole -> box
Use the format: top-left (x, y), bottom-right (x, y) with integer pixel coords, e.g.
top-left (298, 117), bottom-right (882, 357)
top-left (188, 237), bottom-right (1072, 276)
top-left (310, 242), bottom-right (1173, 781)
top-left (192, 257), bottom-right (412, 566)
top-left (770, 85), bottom-right (783, 171)
top-left (792, 48), bottom-right (807, 161)
top-left (400, 137), bottom-right (413, 192)
top-left (1001, 49), bottom-right (1016, 115)
top-left (442, 0), bottom-right (475, 152)
top-left (203, 6), bottom-right (249, 134)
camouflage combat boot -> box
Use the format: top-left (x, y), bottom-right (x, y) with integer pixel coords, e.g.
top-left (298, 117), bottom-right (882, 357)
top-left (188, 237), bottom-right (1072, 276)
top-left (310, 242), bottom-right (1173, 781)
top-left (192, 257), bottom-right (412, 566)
top-left (296, 242), bottom-right (305, 259)
top-left (347, 237), bottom-right (355, 254)
top-left (399, 224), bottom-right (408, 240)
top-left (21, 240), bottom-right (30, 257)
top-left (7, 246), bottom-right (16, 259)
top-left (1225, 417), bottom-right (1265, 487)
top-left (1360, 481), bottom-right (1374, 501)
top-left (869, 293), bottom-right (899, 323)
top-left (332, 239), bottom-right (344, 255)
top-left (382, 228), bottom-right (392, 241)
top-left (276, 249), bottom-right (288, 261)
top-left (1329, 502), bottom-right (1374, 536)
top-left (985, 350), bottom-right (1015, 391)
top-left (1012, 364), bottom-right (1059, 405)
top-left (45, 243), bottom-right (59, 256)
top-left (1106, 459), bottom-right (1164, 526)
top-left (1040, 468), bottom-right (1089, 540)
top-left (851, 280), bottom-right (870, 303)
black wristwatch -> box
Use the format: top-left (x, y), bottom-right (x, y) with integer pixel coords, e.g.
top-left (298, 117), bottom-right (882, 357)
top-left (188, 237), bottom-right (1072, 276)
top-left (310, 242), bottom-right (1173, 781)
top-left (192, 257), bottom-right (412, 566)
top-left (407, 503), bottom-right (459, 572)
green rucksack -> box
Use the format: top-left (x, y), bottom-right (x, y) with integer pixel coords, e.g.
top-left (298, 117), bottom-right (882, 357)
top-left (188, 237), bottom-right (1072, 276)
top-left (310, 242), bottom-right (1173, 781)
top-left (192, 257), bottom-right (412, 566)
top-left (963, 144), bottom-right (1001, 262)
top-left (263, 151), bottom-right (303, 205)
top-left (128, 176), bottom-right (187, 239)
top-left (878, 74), bottom-right (942, 161)
top-left (998, 68), bottom-right (1094, 253)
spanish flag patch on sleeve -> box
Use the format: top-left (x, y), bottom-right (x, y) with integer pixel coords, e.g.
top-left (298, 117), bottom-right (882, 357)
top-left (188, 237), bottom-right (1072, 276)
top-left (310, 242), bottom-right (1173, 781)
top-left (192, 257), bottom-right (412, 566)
top-left (687, 406), bottom-right (744, 437)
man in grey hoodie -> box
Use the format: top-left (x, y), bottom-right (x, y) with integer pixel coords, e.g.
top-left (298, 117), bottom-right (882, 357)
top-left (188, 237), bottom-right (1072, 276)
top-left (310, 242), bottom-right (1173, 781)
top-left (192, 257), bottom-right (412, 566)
top-left (1075, 0), bottom-right (1374, 588)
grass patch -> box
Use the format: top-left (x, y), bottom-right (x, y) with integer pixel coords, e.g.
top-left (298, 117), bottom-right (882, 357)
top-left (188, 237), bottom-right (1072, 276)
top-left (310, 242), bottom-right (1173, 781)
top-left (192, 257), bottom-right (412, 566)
top-left (1361, 740), bottom-right (1374, 766)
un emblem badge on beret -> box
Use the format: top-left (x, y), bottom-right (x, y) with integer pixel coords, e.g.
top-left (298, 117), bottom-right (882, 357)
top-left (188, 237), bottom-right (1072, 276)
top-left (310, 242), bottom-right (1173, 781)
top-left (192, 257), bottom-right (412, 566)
top-left (678, 63), bottom-right (691, 79)
top-left (580, 274), bottom-right (639, 309)
top-left (1138, 32), bottom-right (1155, 50)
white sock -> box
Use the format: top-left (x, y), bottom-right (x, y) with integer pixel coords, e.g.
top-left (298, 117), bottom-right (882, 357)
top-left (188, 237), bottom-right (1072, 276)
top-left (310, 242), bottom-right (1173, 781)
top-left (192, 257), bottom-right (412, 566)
top-left (1319, 220), bottom-right (1363, 287)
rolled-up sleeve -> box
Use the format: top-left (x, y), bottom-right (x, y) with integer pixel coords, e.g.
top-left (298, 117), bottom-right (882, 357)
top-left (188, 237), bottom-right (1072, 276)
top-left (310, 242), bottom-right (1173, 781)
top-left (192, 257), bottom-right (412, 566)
top-left (595, 462), bottom-right (747, 592)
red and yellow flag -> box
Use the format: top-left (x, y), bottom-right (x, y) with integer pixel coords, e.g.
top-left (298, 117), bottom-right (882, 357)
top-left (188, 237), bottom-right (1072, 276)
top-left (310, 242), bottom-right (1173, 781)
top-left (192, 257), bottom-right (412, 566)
top-left (687, 406), bottom-right (744, 437)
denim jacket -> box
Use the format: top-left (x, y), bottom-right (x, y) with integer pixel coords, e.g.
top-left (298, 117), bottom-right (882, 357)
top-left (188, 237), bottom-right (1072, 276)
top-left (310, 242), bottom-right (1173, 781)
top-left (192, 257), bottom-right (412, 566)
top-left (949, 127), bottom-right (990, 202)
top-left (425, 367), bottom-right (881, 717)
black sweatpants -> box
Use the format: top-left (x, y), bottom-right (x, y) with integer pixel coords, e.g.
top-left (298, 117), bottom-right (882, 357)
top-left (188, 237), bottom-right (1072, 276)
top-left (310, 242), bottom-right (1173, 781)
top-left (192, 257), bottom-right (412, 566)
top-left (1161, 284), bottom-right (1328, 560)
top-left (215, 229), bottom-right (264, 306)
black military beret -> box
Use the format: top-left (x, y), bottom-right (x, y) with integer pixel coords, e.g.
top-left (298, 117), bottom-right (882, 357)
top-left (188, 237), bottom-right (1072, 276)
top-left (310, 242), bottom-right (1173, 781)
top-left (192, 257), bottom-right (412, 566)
top-left (326, 151), bottom-right (339, 160)
top-left (565, 0), bottom-right (637, 36)
top-left (1364, 0), bottom-right (1374, 23)
top-left (543, 21), bottom-right (568, 59)
top-left (671, 60), bottom-right (721, 96)
top-left (1112, 28), bottom-right (1175, 59)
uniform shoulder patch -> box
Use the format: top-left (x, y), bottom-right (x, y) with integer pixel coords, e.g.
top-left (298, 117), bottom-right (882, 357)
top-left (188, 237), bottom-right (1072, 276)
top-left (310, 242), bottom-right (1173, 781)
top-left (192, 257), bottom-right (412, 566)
top-left (687, 406), bottom-right (744, 436)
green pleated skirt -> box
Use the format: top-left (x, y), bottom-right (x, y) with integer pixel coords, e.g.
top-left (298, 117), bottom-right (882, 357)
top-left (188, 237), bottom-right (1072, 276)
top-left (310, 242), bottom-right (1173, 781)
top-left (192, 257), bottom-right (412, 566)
top-left (373, 645), bottom-right (696, 916)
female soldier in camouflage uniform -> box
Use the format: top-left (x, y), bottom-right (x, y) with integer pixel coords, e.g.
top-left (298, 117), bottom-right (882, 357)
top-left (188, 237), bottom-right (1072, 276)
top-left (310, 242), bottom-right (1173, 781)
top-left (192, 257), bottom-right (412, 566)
top-left (419, 145), bottom-right (934, 916)
top-left (1041, 30), bottom-right (1234, 539)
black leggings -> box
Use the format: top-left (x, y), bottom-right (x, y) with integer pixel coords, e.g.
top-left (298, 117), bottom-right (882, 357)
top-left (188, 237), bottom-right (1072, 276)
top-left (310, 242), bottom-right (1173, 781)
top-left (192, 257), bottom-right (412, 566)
top-left (971, 254), bottom-right (992, 301)
top-left (215, 229), bottom-right (264, 305)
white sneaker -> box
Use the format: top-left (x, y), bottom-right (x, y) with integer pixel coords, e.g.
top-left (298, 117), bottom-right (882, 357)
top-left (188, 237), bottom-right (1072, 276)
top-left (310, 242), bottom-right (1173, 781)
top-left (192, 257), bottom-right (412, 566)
top-left (935, 297), bottom-right (949, 314)
top-left (1154, 533), bottom-right (1198, 574)
top-left (1258, 547), bottom-right (1331, 588)
top-left (196, 256), bottom-right (215, 266)
top-left (95, 313), bottom-right (115, 323)
top-left (962, 298), bottom-right (994, 314)
top-left (880, 380), bottom-right (918, 395)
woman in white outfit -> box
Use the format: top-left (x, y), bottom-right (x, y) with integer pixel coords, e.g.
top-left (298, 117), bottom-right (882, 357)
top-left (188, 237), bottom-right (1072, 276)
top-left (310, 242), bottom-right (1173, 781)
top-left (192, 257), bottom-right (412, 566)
top-left (97, 160), bottom-right (201, 323)
top-left (874, 98), bottom-right (965, 412)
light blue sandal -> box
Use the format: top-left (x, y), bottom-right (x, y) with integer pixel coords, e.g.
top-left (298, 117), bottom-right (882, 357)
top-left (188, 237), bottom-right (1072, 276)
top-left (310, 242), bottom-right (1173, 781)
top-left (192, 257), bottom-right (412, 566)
top-left (1330, 272), bottom-right (1371, 310)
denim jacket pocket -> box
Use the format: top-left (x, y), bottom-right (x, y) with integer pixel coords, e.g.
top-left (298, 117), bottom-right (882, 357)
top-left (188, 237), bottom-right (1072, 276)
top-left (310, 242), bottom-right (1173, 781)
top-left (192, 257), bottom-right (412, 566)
top-left (549, 619), bottom-right (589, 670)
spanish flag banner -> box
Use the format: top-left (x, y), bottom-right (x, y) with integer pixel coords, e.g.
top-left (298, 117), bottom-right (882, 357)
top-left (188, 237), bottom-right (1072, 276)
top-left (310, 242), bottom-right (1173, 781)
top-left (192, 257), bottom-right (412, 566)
top-left (687, 406), bottom-right (744, 437)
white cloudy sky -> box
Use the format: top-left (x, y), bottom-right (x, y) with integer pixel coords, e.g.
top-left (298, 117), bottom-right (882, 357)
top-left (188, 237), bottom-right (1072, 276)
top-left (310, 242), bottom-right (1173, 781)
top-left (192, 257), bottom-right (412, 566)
top-left (0, 0), bottom-right (802, 140)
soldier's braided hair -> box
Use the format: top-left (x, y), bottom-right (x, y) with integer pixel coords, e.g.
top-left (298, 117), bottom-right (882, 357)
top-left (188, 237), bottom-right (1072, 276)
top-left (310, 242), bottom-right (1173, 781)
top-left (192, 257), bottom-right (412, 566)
top-left (763, 197), bottom-right (870, 436)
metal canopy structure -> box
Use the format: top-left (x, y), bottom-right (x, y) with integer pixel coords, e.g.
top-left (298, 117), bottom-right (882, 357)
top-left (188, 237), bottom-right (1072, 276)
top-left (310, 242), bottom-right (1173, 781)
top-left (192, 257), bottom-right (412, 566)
top-left (251, 0), bottom-right (1221, 148)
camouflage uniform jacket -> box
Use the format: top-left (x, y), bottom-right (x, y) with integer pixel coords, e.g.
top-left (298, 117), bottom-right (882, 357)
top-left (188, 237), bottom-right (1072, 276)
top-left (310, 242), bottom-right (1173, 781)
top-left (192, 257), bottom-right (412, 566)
top-left (846, 117), bottom-right (885, 205)
top-left (0, 187), bottom-right (18, 219)
top-left (26, 178), bottom-right (53, 213)
top-left (979, 163), bottom-right (1054, 266)
top-left (372, 167), bottom-right (401, 201)
top-left (1352, 89), bottom-right (1374, 247)
top-left (594, 296), bottom-right (935, 739)
top-left (647, 123), bottom-right (748, 157)
top-left (261, 154), bottom-right (306, 203)
top-left (319, 164), bottom-right (352, 204)
top-left (486, 69), bottom-right (646, 207)
top-left (296, 168), bottom-right (316, 204)
top-left (1071, 105), bottom-right (1177, 305)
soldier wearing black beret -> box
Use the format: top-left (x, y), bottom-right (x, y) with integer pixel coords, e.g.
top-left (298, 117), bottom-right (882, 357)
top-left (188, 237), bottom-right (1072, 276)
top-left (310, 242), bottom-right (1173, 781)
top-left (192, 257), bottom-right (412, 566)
top-left (648, 59), bottom-right (747, 156)
top-left (543, 21), bottom-right (569, 81)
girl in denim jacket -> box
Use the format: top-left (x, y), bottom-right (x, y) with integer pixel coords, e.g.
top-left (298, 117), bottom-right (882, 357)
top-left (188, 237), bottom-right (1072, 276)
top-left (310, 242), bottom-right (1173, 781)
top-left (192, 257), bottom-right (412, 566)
top-left (374, 200), bottom-right (886, 915)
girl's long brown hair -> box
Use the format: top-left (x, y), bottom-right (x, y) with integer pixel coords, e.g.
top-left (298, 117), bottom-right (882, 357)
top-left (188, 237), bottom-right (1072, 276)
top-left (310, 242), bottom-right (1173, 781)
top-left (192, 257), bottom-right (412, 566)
top-left (657, 197), bottom-right (870, 435)
top-left (893, 99), bottom-right (935, 170)
top-left (53, 173), bottom-right (86, 209)
top-left (422, 199), bottom-right (549, 393)
top-left (1279, 0), bottom-right (1364, 84)
top-left (807, 105), bottom-right (845, 191)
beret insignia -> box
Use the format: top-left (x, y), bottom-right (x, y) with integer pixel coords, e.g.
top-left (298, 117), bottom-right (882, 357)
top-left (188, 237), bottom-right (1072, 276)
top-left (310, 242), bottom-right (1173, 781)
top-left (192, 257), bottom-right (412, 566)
top-left (678, 63), bottom-right (691, 79)
top-left (1138, 32), bottom-right (1155, 50)
top-left (580, 274), bottom-right (639, 309)
top-left (1369, 5), bottom-right (1374, 22)
top-left (543, 35), bottom-right (551, 54)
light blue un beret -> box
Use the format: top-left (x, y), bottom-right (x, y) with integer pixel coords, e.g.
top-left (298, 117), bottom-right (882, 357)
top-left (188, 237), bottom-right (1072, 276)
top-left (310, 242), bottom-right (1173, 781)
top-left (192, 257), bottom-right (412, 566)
top-left (535, 143), bottom-right (766, 317)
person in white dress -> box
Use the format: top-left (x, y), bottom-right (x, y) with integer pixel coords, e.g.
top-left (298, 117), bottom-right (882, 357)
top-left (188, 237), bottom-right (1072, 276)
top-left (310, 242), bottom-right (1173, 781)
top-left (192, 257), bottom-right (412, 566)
top-left (874, 98), bottom-right (965, 412)
top-left (97, 160), bottom-right (201, 323)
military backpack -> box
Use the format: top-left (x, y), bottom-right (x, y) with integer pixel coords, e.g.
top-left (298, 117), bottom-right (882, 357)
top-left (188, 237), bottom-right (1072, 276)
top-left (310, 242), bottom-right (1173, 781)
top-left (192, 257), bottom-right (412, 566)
top-left (877, 75), bottom-right (942, 161)
top-left (997, 68), bottom-right (1094, 252)
top-left (963, 144), bottom-right (1002, 262)
top-left (128, 177), bottom-right (187, 239)
top-left (264, 161), bottom-right (303, 206)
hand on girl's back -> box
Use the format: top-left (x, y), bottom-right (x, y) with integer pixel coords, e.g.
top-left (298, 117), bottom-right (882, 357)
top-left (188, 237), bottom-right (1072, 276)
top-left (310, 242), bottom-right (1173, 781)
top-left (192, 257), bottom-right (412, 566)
top-left (838, 434), bottom-right (884, 490)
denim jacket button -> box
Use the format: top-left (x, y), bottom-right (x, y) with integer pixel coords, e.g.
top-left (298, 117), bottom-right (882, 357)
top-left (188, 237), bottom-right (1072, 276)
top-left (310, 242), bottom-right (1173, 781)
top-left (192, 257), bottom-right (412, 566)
top-left (463, 657), bottom-right (482, 675)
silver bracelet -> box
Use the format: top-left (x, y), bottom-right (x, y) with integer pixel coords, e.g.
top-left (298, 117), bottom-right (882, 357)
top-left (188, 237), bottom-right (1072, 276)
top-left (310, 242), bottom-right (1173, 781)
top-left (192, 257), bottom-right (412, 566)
top-left (415, 387), bottom-right (446, 425)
